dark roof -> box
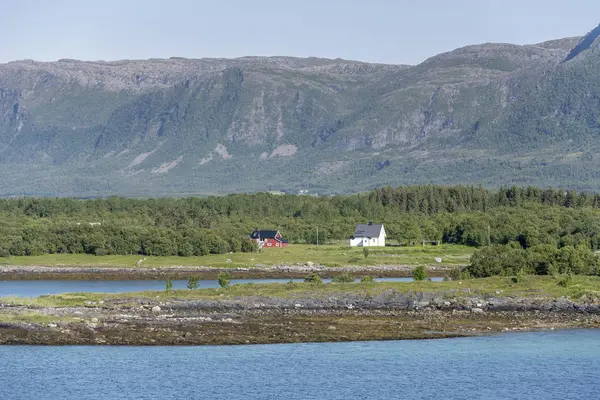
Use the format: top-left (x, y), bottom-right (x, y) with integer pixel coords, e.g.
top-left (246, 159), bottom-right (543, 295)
top-left (250, 230), bottom-right (282, 240)
top-left (352, 223), bottom-right (384, 238)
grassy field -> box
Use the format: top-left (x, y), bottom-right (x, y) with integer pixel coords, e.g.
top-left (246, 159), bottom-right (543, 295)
top-left (0, 244), bottom-right (473, 269)
top-left (3, 275), bottom-right (599, 308)
top-left (0, 311), bottom-right (76, 324)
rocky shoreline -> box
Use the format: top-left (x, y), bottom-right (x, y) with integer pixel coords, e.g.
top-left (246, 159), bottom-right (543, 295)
top-left (0, 263), bottom-right (456, 280)
top-left (1, 289), bottom-right (599, 345)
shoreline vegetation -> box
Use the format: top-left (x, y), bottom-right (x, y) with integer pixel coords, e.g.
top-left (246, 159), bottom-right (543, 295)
top-left (1, 276), bottom-right (600, 345)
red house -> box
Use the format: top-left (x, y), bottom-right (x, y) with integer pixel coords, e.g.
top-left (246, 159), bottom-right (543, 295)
top-left (250, 229), bottom-right (289, 248)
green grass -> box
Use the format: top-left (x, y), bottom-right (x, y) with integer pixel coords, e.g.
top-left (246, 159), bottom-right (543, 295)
top-left (0, 244), bottom-right (473, 269)
top-left (0, 293), bottom-right (107, 307)
top-left (3, 275), bottom-right (599, 308)
top-left (0, 311), bottom-right (78, 324)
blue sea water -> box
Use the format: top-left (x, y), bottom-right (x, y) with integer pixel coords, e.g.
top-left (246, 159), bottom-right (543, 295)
top-left (0, 329), bottom-right (598, 400)
top-left (0, 277), bottom-right (443, 297)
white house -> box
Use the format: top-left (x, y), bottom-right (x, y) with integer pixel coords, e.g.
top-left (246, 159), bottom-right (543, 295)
top-left (349, 222), bottom-right (386, 247)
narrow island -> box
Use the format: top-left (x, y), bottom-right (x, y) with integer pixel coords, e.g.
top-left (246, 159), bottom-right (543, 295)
top-left (2, 275), bottom-right (600, 345)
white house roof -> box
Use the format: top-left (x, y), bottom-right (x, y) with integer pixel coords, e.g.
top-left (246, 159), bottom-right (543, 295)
top-left (353, 223), bottom-right (384, 238)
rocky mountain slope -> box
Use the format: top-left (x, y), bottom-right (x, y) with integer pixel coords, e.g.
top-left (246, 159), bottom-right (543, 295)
top-left (0, 25), bottom-right (599, 197)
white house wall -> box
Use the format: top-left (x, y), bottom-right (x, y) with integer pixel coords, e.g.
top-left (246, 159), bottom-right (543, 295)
top-left (349, 237), bottom-right (385, 247)
top-left (349, 237), bottom-right (365, 247)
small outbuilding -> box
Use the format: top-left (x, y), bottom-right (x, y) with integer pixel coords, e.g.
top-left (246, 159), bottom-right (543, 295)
top-left (349, 222), bottom-right (386, 247)
top-left (250, 229), bottom-right (289, 248)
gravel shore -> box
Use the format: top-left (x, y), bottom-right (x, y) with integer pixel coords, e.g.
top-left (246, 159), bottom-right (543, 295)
top-left (0, 263), bottom-right (457, 280)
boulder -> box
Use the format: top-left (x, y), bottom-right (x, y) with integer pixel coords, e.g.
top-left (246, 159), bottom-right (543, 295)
top-left (151, 306), bottom-right (161, 313)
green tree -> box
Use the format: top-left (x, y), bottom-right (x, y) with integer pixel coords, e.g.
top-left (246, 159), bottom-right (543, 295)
top-left (398, 220), bottom-right (421, 246)
top-left (217, 271), bottom-right (231, 288)
top-left (187, 276), bottom-right (199, 290)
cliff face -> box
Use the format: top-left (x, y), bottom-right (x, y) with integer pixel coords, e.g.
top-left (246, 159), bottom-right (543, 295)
top-left (0, 28), bottom-right (598, 197)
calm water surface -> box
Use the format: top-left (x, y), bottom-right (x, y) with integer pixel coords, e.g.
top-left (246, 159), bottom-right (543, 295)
top-left (0, 277), bottom-right (443, 297)
top-left (0, 329), bottom-right (598, 400)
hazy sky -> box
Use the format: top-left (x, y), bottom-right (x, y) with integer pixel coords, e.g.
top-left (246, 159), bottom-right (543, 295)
top-left (2, 0), bottom-right (599, 65)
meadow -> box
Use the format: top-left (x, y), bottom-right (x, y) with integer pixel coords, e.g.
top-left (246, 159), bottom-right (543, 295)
top-left (1, 244), bottom-right (473, 269)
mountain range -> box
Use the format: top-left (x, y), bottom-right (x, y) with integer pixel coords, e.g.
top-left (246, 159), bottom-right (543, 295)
top-left (1, 24), bottom-right (600, 197)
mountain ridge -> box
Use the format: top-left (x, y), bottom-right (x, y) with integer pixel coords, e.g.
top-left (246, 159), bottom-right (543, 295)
top-left (1, 28), bottom-right (600, 197)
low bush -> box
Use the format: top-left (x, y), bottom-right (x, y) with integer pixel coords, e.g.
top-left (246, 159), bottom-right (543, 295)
top-left (412, 265), bottom-right (428, 281)
top-left (304, 272), bottom-right (323, 285)
top-left (362, 247), bottom-right (370, 259)
top-left (332, 273), bottom-right (355, 283)
top-left (511, 269), bottom-right (525, 284)
top-left (557, 273), bottom-right (573, 288)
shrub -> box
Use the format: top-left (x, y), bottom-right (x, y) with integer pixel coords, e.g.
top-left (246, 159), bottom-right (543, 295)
top-left (412, 265), bottom-right (428, 281)
top-left (460, 270), bottom-right (472, 280)
top-left (241, 239), bottom-right (258, 253)
top-left (217, 271), bottom-right (231, 288)
top-left (557, 273), bottom-right (573, 288)
top-left (360, 275), bottom-right (375, 283)
top-left (362, 247), bottom-right (370, 259)
top-left (448, 267), bottom-right (463, 281)
top-left (304, 272), bottom-right (323, 285)
top-left (286, 279), bottom-right (297, 287)
top-left (332, 273), bottom-right (355, 283)
top-left (165, 279), bottom-right (173, 292)
top-left (187, 276), bottom-right (199, 290)
top-left (511, 268), bottom-right (525, 284)
top-left (467, 245), bottom-right (528, 278)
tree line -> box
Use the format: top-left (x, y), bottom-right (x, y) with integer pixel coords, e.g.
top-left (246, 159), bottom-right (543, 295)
top-left (1, 185), bottom-right (600, 258)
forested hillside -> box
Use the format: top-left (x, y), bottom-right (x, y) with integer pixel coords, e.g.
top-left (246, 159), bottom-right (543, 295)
top-left (2, 186), bottom-right (600, 264)
top-left (0, 25), bottom-right (600, 196)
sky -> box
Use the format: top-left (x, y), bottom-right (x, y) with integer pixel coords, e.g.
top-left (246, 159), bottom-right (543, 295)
top-left (1, 0), bottom-right (599, 65)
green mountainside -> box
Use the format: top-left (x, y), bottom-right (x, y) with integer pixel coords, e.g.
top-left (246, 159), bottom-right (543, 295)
top-left (0, 25), bottom-right (599, 197)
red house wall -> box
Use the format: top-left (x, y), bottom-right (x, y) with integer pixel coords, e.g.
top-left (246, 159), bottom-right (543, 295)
top-left (262, 238), bottom-right (287, 248)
